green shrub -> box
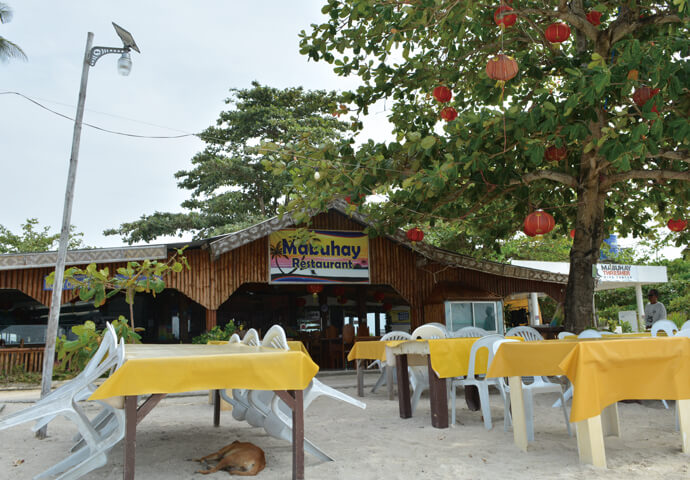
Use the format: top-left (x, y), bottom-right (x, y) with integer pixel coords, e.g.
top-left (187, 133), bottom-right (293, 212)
top-left (192, 320), bottom-right (237, 344)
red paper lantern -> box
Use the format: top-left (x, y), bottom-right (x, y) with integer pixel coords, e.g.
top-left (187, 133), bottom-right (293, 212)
top-left (569, 229), bottom-right (576, 239)
top-left (494, 6), bottom-right (517, 27)
top-left (383, 302), bottom-right (393, 312)
top-left (544, 146), bottom-right (568, 162)
top-left (440, 106), bottom-right (458, 122)
top-left (523, 210), bottom-right (555, 236)
top-left (306, 284), bottom-right (324, 298)
top-left (333, 285), bottom-right (346, 297)
top-left (295, 297), bottom-right (306, 308)
top-left (406, 227), bottom-right (424, 242)
top-left (586, 11), bottom-right (602, 26)
top-left (486, 54), bottom-right (518, 82)
top-left (432, 85), bottom-right (452, 103)
top-left (373, 291), bottom-right (386, 303)
top-left (632, 86), bottom-right (660, 107)
top-left (667, 219), bottom-right (687, 232)
top-left (545, 23), bottom-right (571, 43)
top-left (345, 193), bottom-right (365, 204)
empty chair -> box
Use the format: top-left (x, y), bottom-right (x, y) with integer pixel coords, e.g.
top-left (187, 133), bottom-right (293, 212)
top-left (557, 331), bottom-right (575, 339)
top-left (370, 331), bottom-right (413, 394)
top-left (651, 319), bottom-right (678, 337)
top-left (241, 328), bottom-right (261, 346)
top-left (450, 334), bottom-right (505, 428)
top-left (227, 333), bottom-right (241, 343)
top-left (261, 325), bottom-right (289, 350)
top-left (676, 329), bottom-right (690, 338)
top-left (578, 329), bottom-right (603, 339)
top-left (681, 320), bottom-right (690, 331)
top-left (453, 326), bottom-right (489, 338)
top-left (493, 339), bottom-right (571, 441)
top-left (505, 326), bottom-right (544, 341)
top-left (408, 324), bottom-right (447, 414)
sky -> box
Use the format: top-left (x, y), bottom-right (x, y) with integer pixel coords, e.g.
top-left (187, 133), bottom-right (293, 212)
top-left (0, 0), bottom-right (392, 249)
top-left (0, 1), bottom-right (682, 260)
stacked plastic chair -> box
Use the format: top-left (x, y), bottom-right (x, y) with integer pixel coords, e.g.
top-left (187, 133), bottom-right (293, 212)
top-left (452, 326), bottom-right (490, 338)
top-left (369, 330), bottom-right (413, 394)
top-left (408, 324), bottom-right (447, 414)
top-left (0, 322), bottom-right (126, 480)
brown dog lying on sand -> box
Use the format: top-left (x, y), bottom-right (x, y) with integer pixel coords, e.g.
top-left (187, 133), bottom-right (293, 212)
top-left (193, 441), bottom-right (266, 476)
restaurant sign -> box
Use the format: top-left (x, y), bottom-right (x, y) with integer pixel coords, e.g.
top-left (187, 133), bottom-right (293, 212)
top-left (269, 229), bottom-right (369, 284)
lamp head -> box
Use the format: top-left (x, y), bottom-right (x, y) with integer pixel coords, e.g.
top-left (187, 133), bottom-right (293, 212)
top-left (112, 22), bottom-right (140, 53)
top-left (117, 52), bottom-right (132, 76)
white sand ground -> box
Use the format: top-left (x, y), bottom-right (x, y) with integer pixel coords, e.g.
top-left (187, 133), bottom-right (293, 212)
top-left (1, 372), bottom-right (688, 480)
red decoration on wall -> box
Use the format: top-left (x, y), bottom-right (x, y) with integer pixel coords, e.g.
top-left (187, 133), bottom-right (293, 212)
top-left (486, 54), bottom-right (518, 82)
top-left (440, 106), bottom-right (458, 122)
top-left (544, 146), bottom-right (568, 162)
top-left (632, 86), bottom-right (660, 107)
top-left (373, 291), bottom-right (385, 303)
top-left (432, 85), bottom-right (452, 103)
top-left (523, 210), bottom-right (555, 237)
top-left (406, 227), bottom-right (424, 242)
top-left (383, 302), bottom-right (393, 312)
top-left (494, 6), bottom-right (517, 27)
top-left (333, 285), bottom-right (346, 297)
top-left (544, 23), bottom-right (571, 43)
top-left (667, 219), bottom-right (687, 232)
top-left (586, 11), bottom-right (602, 26)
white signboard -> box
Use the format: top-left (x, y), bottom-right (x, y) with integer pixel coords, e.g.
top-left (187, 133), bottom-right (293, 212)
top-left (596, 264), bottom-right (636, 282)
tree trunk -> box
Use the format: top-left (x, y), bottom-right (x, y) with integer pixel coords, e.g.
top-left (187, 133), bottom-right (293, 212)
top-left (564, 172), bottom-right (606, 333)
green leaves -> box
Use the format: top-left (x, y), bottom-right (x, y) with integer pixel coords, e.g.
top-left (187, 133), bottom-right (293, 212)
top-left (420, 135), bottom-right (436, 150)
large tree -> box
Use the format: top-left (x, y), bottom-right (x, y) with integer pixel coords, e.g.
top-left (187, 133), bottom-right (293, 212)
top-left (0, 3), bottom-right (26, 62)
top-left (105, 82), bottom-right (350, 243)
top-left (265, 1), bottom-right (689, 332)
top-left (0, 219), bottom-right (86, 253)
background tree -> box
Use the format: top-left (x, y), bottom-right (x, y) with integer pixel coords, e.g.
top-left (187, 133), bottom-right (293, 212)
top-left (0, 3), bottom-right (26, 62)
top-left (105, 81), bottom-right (350, 243)
top-left (266, 1), bottom-right (689, 332)
top-left (0, 218), bottom-right (87, 253)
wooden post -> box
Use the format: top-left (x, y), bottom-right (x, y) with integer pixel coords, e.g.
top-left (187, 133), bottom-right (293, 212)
top-left (427, 356), bottom-right (448, 428)
top-left (124, 395), bottom-right (137, 480)
top-left (395, 354), bottom-right (412, 418)
top-left (205, 309), bottom-right (217, 331)
top-left (575, 415), bottom-right (607, 468)
top-left (356, 359), bottom-right (364, 397)
top-left (38, 31), bottom-right (94, 440)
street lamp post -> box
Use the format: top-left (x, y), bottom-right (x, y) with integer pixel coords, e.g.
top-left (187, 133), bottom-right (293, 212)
top-left (38, 23), bottom-right (139, 439)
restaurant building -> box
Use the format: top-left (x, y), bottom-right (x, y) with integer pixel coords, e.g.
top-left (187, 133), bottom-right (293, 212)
top-left (0, 202), bottom-right (567, 368)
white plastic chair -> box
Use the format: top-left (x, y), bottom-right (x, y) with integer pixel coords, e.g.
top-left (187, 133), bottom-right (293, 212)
top-left (261, 324), bottom-right (289, 350)
top-left (676, 329), bottom-right (690, 338)
top-left (241, 328), bottom-right (260, 346)
top-left (578, 329), bottom-right (603, 339)
top-left (370, 331), bottom-right (412, 394)
top-left (493, 339), bottom-right (571, 441)
top-left (680, 320), bottom-right (690, 331)
top-left (557, 331), bottom-right (575, 339)
top-left (450, 334), bottom-right (505, 428)
top-left (505, 326), bottom-right (544, 341)
top-left (408, 324), bottom-right (447, 414)
top-left (452, 326), bottom-right (490, 338)
top-left (227, 333), bottom-right (241, 343)
top-left (651, 319), bottom-right (678, 337)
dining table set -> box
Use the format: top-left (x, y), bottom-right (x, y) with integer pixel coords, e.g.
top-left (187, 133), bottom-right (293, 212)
top-left (348, 328), bottom-right (690, 468)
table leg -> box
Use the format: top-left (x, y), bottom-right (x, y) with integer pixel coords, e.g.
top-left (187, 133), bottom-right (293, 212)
top-left (213, 390), bottom-right (221, 427)
top-left (508, 376), bottom-right (528, 452)
top-left (356, 360), bottom-right (364, 397)
top-left (292, 390), bottom-right (304, 480)
top-left (575, 415), bottom-right (607, 468)
top-left (395, 354), bottom-right (411, 418)
top-left (678, 399), bottom-right (690, 454)
top-left (386, 362), bottom-right (395, 400)
top-left (124, 396), bottom-right (137, 480)
top-left (601, 403), bottom-right (620, 437)
top-left (427, 356), bottom-right (448, 429)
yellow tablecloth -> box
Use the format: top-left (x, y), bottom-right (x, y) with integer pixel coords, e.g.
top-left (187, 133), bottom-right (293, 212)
top-left (488, 337), bottom-right (690, 423)
top-left (348, 337), bottom-right (523, 377)
top-left (208, 339), bottom-right (308, 355)
top-left (89, 343), bottom-right (319, 400)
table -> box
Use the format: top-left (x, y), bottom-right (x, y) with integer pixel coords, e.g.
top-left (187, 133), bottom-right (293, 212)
top-left (90, 343), bottom-right (319, 479)
top-left (349, 338), bottom-right (506, 427)
top-left (488, 337), bottom-right (690, 467)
